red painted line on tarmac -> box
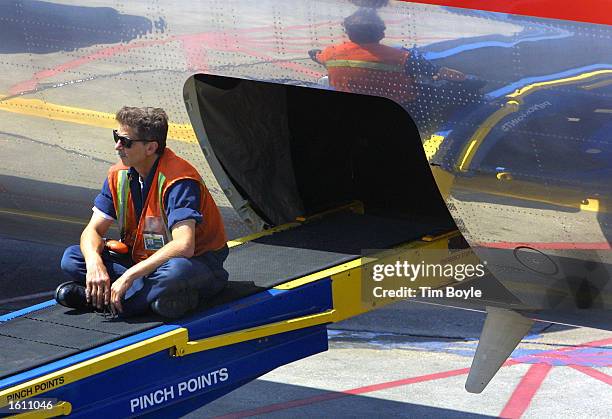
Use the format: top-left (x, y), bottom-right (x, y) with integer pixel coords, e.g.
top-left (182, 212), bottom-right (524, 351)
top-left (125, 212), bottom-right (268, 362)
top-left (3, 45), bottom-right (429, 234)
top-left (213, 339), bottom-right (609, 417)
top-left (499, 363), bottom-right (553, 419)
top-left (343, 367), bottom-right (471, 394)
top-left (570, 365), bottom-right (612, 386)
top-left (498, 338), bottom-right (612, 417)
top-left (213, 367), bottom-right (472, 418)
top-left (476, 241), bottom-right (612, 250)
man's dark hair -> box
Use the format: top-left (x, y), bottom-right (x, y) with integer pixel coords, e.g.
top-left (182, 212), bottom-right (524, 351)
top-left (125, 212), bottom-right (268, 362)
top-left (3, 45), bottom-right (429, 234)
top-left (115, 106), bottom-right (168, 155)
top-left (343, 8), bottom-right (386, 44)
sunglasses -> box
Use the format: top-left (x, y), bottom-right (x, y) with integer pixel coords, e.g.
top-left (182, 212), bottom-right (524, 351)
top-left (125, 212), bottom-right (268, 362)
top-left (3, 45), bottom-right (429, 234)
top-left (113, 130), bottom-right (154, 148)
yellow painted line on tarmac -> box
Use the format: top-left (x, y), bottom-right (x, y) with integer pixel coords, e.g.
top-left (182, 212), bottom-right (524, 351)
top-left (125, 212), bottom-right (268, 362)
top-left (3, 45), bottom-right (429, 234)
top-left (0, 95), bottom-right (198, 144)
top-left (0, 207), bottom-right (87, 226)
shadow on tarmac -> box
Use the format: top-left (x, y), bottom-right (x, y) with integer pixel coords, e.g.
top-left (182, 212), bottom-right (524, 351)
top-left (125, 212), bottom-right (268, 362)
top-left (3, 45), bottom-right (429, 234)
top-left (193, 378), bottom-right (496, 418)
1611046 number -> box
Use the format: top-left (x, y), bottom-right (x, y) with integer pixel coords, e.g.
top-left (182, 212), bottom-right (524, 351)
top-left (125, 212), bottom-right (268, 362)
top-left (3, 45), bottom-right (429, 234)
top-left (8, 399), bottom-right (54, 411)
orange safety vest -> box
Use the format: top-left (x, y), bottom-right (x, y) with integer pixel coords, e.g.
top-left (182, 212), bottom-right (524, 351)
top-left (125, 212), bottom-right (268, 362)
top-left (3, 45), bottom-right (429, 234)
top-left (107, 148), bottom-right (227, 262)
top-left (317, 41), bottom-right (416, 103)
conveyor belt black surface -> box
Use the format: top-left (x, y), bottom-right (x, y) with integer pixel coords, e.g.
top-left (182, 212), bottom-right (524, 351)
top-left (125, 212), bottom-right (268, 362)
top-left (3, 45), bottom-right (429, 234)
top-left (0, 308), bottom-right (164, 382)
top-left (0, 212), bottom-right (449, 382)
top-left (221, 212), bottom-right (444, 289)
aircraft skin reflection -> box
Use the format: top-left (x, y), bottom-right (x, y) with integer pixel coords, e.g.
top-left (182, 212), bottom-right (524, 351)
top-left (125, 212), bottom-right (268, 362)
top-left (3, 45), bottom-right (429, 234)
top-left (0, 1), bottom-right (157, 54)
top-left (427, 67), bottom-right (612, 317)
top-left (0, 0), bottom-right (610, 401)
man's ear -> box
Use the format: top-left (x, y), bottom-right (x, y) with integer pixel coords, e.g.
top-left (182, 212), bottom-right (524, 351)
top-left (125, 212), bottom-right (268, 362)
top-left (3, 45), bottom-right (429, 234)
top-left (147, 140), bottom-right (159, 156)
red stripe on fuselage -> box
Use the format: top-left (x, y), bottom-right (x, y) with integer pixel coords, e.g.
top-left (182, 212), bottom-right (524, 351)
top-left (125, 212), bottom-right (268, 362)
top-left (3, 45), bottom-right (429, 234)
top-left (402, 1), bottom-right (612, 26)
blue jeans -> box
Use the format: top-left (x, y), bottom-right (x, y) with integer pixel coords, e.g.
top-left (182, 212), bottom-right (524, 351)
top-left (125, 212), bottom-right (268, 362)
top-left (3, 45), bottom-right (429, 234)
top-left (60, 245), bottom-right (229, 317)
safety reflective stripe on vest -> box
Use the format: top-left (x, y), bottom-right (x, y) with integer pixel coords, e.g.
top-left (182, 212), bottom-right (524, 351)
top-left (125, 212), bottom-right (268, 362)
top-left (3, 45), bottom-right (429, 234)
top-left (116, 170), bottom-right (129, 238)
top-left (324, 59), bottom-right (404, 72)
top-left (116, 170), bottom-right (173, 240)
top-left (157, 172), bottom-right (172, 240)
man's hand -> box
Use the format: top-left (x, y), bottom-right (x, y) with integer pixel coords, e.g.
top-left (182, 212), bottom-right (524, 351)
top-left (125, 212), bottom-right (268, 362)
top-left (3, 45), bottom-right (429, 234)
top-left (85, 259), bottom-right (111, 309)
top-left (110, 272), bottom-right (136, 314)
top-left (106, 219), bottom-right (197, 315)
top-left (81, 212), bottom-right (114, 309)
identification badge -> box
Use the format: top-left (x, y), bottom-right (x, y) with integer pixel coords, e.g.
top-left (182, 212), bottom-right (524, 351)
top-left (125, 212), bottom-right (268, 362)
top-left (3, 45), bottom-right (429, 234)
top-left (143, 216), bottom-right (168, 251)
top-left (143, 233), bottom-right (166, 250)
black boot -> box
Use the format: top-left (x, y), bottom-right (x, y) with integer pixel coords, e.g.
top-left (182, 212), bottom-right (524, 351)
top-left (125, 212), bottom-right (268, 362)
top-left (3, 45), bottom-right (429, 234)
top-left (55, 281), bottom-right (92, 311)
top-left (150, 290), bottom-right (199, 319)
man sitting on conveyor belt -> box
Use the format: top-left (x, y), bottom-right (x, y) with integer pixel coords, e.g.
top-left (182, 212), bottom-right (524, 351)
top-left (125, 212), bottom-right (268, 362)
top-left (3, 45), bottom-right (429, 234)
top-left (55, 106), bottom-right (229, 319)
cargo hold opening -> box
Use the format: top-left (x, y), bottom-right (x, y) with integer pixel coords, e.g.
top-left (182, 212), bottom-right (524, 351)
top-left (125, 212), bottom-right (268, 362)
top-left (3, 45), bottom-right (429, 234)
top-left (190, 74), bottom-right (455, 231)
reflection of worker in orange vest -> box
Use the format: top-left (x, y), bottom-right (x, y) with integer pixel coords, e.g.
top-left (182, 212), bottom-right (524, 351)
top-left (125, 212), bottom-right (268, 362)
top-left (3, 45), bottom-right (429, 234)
top-left (57, 107), bottom-right (228, 319)
top-left (310, 8), bottom-right (465, 103)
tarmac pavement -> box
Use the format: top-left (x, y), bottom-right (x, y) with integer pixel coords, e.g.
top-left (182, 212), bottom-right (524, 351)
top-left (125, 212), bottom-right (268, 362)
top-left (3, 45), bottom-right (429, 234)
top-left (0, 2), bottom-right (610, 417)
top-left (196, 304), bottom-right (612, 418)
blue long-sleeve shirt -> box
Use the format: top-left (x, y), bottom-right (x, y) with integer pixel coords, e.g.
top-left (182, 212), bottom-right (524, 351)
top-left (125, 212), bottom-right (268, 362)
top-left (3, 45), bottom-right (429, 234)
top-left (93, 159), bottom-right (203, 229)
